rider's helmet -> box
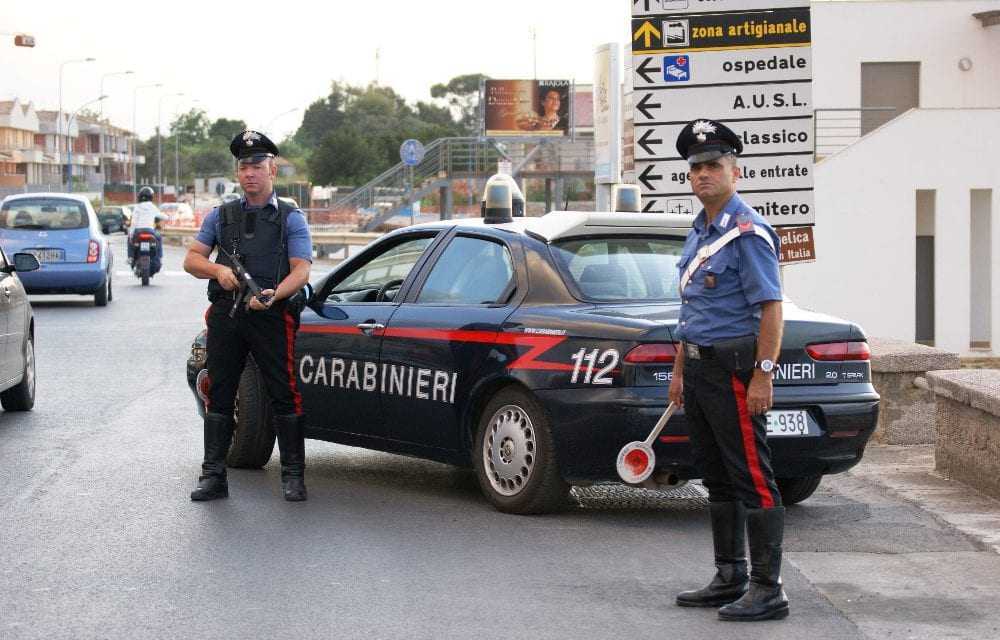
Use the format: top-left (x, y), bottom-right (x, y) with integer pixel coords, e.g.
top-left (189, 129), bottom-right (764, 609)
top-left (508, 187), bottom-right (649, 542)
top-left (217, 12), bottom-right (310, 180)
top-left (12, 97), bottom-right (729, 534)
top-left (137, 186), bottom-right (155, 203)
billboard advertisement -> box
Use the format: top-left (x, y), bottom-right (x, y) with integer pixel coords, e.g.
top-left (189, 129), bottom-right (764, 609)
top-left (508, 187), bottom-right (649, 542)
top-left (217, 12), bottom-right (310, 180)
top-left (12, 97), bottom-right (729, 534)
top-left (484, 80), bottom-right (571, 136)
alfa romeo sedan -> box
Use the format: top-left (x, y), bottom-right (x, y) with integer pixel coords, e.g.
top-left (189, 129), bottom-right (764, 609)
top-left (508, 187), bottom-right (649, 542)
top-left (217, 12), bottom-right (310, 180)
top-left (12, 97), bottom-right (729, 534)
top-left (187, 211), bottom-right (879, 514)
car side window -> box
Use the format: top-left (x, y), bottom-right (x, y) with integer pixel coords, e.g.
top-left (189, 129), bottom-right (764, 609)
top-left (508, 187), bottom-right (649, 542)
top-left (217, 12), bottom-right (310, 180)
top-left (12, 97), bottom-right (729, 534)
top-left (324, 235), bottom-right (435, 303)
top-left (416, 236), bottom-right (514, 305)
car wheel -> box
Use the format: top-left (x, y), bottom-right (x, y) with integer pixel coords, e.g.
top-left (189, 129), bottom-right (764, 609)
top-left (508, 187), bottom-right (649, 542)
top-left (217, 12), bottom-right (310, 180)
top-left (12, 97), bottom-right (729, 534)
top-left (1, 335), bottom-right (35, 412)
top-left (94, 277), bottom-right (109, 306)
top-left (226, 357), bottom-right (276, 469)
top-left (473, 387), bottom-right (569, 514)
top-left (777, 475), bottom-right (822, 505)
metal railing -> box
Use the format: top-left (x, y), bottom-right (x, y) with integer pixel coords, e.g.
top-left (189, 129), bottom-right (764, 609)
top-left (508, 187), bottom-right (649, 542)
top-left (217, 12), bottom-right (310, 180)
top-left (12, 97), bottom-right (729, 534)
top-left (331, 137), bottom-right (506, 222)
top-left (814, 107), bottom-right (897, 160)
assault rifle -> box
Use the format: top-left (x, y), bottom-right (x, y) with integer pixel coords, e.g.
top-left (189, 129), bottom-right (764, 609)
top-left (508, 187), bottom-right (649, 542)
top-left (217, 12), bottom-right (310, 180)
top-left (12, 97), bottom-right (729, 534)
top-left (216, 245), bottom-right (272, 316)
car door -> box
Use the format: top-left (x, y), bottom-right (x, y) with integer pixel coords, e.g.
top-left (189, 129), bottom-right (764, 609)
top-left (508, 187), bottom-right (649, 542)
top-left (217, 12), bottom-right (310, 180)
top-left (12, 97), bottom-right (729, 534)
top-left (381, 232), bottom-right (522, 450)
top-left (0, 250), bottom-right (15, 383)
top-left (297, 231), bottom-right (442, 439)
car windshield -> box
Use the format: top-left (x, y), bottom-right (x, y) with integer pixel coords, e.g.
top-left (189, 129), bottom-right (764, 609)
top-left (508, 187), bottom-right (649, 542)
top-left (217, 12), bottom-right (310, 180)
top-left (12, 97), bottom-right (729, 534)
top-left (550, 236), bottom-right (686, 302)
top-left (0, 198), bottom-right (89, 230)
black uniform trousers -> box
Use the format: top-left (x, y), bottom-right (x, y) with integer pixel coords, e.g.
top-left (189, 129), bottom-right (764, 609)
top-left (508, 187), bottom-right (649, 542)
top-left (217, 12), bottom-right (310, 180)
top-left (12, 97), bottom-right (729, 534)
top-left (683, 357), bottom-right (782, 509)
top-left (205, 296), bottom-right (303, 417)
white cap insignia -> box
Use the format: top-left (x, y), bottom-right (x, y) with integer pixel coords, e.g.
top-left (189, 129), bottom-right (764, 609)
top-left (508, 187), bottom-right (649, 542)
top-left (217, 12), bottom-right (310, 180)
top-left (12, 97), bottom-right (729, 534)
top-left (242, 130), bottom-right (261, 146)
top-left (692, 120), bottom-right (716, 143)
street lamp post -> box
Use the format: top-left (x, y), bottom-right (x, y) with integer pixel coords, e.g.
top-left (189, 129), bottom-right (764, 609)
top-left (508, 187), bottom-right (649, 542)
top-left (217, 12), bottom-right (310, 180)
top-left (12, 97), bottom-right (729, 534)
top-left (264, 107), bottom-right (300, 132)
top-left (67, 95), bottom-right (107, 193)
top-left (132, 82), bottom-right (162, 198)
top-left (98, 69), bottom-right (134, 207)
top-left (157, 92), bottom-right (183, 192)
top-left (174, 99), bottom-right (201, 199)
top-left (59, 57), bottom-right (96, 189)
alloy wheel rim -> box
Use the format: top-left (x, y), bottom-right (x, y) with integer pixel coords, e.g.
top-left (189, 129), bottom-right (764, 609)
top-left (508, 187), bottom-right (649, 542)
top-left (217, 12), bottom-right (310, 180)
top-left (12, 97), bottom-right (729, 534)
top-left (483, 404), bottom-right (536, 497)
top-left (25, 340), bottom-right (34, 397)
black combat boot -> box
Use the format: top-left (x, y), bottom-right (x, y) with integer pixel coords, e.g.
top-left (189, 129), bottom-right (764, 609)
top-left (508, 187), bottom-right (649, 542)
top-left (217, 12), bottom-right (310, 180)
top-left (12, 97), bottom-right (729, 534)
top-left (190, 412), bottom-right (234, 501)
top-left (718, 506), bottom-right (789, 621)
top-left (275, 413), bottom-right (307, 502)
top-left (676, 501), bottom-right (749, 607)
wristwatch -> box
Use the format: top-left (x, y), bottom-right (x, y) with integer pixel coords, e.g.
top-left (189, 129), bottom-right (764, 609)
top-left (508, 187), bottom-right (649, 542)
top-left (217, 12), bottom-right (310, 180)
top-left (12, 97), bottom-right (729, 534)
top-left (755, 359), bottom-right (775, 374)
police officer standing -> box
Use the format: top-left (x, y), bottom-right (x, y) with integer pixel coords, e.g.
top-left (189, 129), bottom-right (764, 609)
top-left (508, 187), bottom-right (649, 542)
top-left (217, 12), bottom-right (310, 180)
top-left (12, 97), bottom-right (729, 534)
top-left (184, 131), bottom-right (312, 502)
top-left (668, 119), bottom-right (788, 621)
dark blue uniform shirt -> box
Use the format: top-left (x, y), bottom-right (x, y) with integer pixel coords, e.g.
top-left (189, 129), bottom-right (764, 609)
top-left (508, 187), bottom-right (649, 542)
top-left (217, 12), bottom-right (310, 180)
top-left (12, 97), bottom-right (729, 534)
top-left (195, 193), bottom-right (313, 261)
top-left (675, 193), bottom-right (782, 345)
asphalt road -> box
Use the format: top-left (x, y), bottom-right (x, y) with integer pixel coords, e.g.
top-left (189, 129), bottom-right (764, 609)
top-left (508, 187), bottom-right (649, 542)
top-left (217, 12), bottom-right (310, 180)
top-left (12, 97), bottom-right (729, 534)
top-left (0, 237), bottom-right (994, 640)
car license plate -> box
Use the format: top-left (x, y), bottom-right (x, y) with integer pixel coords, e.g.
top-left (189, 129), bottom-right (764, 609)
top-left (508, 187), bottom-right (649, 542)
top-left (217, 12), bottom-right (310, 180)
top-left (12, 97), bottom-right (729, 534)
top-left (29, 249), bottom-right (63, 263)
top-left (139, 242), bottom-right (150, 251)
top-left (765, 410), bottom-right (817, 437)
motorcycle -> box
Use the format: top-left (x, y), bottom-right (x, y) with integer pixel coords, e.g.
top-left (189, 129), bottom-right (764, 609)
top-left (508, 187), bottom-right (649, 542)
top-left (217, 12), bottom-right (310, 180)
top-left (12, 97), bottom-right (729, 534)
top-left (130, 228), bottom-right (161, 286)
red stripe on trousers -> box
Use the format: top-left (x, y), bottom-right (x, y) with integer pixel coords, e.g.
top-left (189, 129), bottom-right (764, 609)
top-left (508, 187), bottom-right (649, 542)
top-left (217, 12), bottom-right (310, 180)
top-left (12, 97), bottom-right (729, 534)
top-left (284, 311), bottom-right (303, 415)
top-left (731, 375), bottom-right (775, 509)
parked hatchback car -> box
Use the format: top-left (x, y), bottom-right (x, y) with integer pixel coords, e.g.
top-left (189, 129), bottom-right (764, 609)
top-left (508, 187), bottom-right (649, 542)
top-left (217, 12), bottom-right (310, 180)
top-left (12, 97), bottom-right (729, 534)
top-left (159, 202), bottom-right (194, 224)
top-left (0, 193), bottom-right (115, 306)
top-left (186, 210), bottom-right (879, 514)
top-left (97, 205), bottom-right (131, 234)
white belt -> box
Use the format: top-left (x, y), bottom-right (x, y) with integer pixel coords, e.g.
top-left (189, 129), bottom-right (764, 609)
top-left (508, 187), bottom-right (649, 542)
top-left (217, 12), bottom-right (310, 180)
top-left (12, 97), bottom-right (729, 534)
top-left (679, 224), bottom-right (776, 294)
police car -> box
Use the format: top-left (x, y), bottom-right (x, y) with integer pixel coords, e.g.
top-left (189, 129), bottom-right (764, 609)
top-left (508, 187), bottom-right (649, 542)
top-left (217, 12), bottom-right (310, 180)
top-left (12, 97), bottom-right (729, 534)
top-left (186, 183), bottom-right (879, 514)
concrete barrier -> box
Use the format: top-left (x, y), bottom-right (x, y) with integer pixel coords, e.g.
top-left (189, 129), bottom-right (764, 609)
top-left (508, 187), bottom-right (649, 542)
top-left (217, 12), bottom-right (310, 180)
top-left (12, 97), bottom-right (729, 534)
top-left (869, 337), bottom-right (961, 444)
top-left (926, 369), bottom-right (1000, 501)
top-left (160, 227), bottom-right (382, 250)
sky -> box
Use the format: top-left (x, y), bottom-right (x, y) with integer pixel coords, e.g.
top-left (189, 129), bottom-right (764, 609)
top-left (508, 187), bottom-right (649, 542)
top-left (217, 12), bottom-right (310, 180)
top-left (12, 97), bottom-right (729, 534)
top-left (1, 0), bottom-right (631, 141)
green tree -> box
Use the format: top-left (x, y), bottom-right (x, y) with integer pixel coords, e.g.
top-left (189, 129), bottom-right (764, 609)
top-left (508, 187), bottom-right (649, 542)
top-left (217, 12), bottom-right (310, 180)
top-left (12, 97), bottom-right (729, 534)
top-left (294, 83), bottom-right (348, 149)
top-left (430, 73), bottom-right (487, 134)
top-left (308, 128), bottom-right (381, 186)
top-left (208, 117), bottom-right (248, 142)
top-left (169, 109), bottom-right (211, 144)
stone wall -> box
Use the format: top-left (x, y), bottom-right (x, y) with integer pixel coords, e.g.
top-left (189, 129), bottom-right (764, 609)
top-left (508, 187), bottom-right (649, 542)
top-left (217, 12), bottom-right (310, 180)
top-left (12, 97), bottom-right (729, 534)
top-left (869, 337), bottom-right (960, 444)
top-left (927, 369), bottom-right (1000, 501)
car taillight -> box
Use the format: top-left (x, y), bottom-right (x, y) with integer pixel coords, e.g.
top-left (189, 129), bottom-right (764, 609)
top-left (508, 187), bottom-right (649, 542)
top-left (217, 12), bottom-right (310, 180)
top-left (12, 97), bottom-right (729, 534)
top-left (806, 341), bottom-right (871, 361)
top-left (137, 233), bottom-right (155, 241)
top-left (624, 343), bottom-right (679, 364)
top-left (86, 240), bottom-right (99, 263)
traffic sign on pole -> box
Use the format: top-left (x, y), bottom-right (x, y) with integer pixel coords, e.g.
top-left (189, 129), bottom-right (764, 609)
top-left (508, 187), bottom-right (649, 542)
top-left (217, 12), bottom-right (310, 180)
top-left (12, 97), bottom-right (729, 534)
top-left (630, 1), bottom-right (815, 228)
top-left (399, 139), bottom-right (425, 167)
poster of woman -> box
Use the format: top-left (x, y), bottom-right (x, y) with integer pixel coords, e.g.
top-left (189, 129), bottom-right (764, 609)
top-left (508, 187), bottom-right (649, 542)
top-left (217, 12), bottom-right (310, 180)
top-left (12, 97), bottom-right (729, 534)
top-left (485, 79), bottom-right (570, 136)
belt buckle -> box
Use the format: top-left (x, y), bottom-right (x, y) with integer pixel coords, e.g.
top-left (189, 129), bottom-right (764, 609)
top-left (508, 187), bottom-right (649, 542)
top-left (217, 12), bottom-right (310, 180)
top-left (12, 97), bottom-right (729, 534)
top-left (684, 343), bottom-right (700, 360)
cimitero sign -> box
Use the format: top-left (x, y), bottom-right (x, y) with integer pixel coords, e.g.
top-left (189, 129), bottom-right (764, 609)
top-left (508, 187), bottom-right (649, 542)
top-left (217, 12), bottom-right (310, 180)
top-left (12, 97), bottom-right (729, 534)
top-left (631, 1), bottom-right (815, 227)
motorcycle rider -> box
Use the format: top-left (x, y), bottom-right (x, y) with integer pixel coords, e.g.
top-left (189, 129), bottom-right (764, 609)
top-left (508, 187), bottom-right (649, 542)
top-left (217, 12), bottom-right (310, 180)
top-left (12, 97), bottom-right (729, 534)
top-left (129, 186), bottom-right (167, 272)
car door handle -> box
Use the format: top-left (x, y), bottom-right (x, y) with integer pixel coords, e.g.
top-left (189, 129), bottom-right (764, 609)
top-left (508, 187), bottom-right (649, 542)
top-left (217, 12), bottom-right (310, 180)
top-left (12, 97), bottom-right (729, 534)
top-left (356, 322), bottom-right (385, 336)
top-left (1, 286), bottom-right (10, 299)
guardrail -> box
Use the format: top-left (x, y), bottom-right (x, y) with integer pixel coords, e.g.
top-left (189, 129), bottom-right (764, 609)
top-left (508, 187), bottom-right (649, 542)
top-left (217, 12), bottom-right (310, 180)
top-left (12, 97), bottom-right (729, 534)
top-left (160, 226), bottom-right (381, 247)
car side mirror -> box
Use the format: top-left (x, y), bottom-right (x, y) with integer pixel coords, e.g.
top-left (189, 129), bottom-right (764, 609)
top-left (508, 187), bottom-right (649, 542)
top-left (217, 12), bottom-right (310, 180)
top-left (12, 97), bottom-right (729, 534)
top-left (12, 253), bottom-right (40, 273)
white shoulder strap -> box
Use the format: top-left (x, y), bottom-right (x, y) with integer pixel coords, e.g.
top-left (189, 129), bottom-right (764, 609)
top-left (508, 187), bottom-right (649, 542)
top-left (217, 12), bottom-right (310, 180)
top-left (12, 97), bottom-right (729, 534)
top-left (679, 224), bottom-right (776, 293)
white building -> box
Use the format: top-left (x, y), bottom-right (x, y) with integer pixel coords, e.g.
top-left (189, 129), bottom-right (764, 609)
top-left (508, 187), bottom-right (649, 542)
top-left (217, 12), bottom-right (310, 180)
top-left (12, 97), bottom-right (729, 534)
top-left (783, 0), bottom-right (1000, 355)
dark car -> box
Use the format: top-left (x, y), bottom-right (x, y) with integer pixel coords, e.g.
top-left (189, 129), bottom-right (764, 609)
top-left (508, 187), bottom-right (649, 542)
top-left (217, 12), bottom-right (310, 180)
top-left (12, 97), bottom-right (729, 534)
top-left (97, 205), bottom-right (131, 234)
top-left (187, 211), bottom-right (879, 514)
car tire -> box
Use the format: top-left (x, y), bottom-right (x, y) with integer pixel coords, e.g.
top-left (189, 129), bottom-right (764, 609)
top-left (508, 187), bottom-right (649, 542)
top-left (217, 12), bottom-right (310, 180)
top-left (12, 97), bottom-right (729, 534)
top-left (94, 277), bottom-right (109, 306)
top-left (226, 357), bottom-right (276, 469)
top-left (1, 336), bottom-right (35, 412)
top-left (473, 386), bottom-right (569, 515)
top-left (777, 475), bottom-right (822, 505)
top-left (107, 275), bottom-right (113, 302)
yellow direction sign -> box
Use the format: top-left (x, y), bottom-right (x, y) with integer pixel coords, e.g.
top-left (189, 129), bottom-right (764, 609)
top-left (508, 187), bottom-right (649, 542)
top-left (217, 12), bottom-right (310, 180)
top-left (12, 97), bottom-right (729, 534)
top-left (633, 21), bottom-right (661, 49)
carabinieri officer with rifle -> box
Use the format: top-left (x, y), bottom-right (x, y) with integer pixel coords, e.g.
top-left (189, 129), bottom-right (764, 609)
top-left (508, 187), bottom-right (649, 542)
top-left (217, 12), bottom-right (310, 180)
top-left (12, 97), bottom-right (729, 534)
top-left (184, 130), bottom-right (313, 502)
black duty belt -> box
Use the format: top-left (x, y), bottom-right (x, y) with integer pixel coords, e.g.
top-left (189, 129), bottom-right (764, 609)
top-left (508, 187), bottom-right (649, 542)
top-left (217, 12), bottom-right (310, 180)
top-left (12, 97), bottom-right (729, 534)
top-left (684, 343), bottom-right (716, 360)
